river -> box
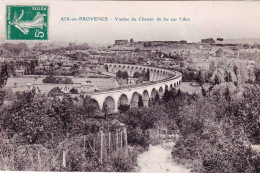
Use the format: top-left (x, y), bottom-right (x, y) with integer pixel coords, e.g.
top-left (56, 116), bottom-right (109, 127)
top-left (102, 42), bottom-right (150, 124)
top-left (135, 142), bottom-right (190, 173)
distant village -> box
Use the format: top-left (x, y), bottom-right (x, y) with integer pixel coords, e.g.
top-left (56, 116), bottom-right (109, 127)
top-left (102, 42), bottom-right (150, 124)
top-left (0, 37), bottom-right (260, 95)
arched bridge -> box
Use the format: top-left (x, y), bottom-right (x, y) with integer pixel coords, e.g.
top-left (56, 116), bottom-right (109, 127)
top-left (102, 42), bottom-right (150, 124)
top-left (89, 63), bottom-right (182, 113)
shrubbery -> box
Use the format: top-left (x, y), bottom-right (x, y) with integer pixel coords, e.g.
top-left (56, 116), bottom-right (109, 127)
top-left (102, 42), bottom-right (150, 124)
top-left (42, 75), bottom-right (73, 84)
top-left (169, 89), bottom-right (260, 172)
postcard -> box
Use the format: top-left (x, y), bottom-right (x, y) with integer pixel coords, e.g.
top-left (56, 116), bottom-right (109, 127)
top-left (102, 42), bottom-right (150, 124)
top-left (0, 0), bottom-right (260, 172)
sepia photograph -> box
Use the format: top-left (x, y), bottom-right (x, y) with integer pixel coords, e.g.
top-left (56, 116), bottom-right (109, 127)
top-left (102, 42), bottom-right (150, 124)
top-left (0, 0), bottom-right (260, 172)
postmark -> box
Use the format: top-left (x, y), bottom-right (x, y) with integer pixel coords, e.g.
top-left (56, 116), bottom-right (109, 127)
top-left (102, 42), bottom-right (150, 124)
top-left (6, 5), bottom-right (48, 40)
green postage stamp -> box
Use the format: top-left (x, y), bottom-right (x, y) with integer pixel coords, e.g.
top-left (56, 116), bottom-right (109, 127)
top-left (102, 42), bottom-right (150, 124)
top-left (6, 5), bottom-right (48, 40)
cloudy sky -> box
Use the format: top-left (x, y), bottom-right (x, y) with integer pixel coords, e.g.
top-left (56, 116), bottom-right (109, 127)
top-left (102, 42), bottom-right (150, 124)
top-left (1, 0), bottom-right (260, 44)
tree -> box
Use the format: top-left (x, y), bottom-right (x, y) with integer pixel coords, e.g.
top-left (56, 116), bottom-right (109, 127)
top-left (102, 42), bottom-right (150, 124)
top-left (0, 63), bottom-right (10, 105)
top-left (224, 71), bottom-right (232, 82)
top-left (118, 104), bottom-right (130, 113)
top-left (216, 48), bottom-right (224, 57)
top-left (48, 87), bottom-right (63, 97)
top-left (71, 64), bottom-right (80, 76)
top-left (104, 64), bottom-right (108, 72)
top-left (116, 70), bottom-right (129, 79)
top-left (64, 78), bottom-right (73, 84)
top-left (121, 71), bottom-right (129, 79)
top-left (214, 75), bottom-right (221, 85)
top-left (255, 68), bottom-right (260, 83)
top-left (133, 71), bottom-right (141, 78)
top-left (224, 87), bottom-right (231, 102)
top-left (81, 96), bottom-right (100, 118)
top-left (116, 70), bottom-right (123, 78)
top-left (201, 87), bottom-right (207, 97)
top-left (0, 63), bottom-right (10, 88)
top-left (152, 92), bottom-right (160, 104)
top-left (233, 65), bottom-right (238, 77)
top-left (70, 88), bottom-right (78, 94)
top-left (138, 95), bottom-right (144, 107)
top-left (145, 69), bottom-right (150, 81)
top-left (171, 94), bottom-right (259, 173)
top-left (103, 101), bottom-right (108, 119)
top-left (235, 86), bottom-right (260, 144)
top-left (29, 60), bottom-right (38, 74)
top-left (196, 70), bottom-right (205, 86)
top-left (162, 88), bottom-right (180, 103)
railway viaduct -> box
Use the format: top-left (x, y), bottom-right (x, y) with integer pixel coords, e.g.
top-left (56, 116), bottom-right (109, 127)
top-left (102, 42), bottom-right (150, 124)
top-left (89, 63), bottom-right (182, 113)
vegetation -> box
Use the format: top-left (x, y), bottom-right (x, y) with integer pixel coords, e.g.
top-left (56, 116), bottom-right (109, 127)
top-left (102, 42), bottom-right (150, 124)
top-left (115, 70), bottom-right (129, 85)
top-left (1, 41), bottom-right (260, 172)
top-left (0, 89), bottom-right (143, 171)
top-left (69, 88), bottom-right (78, 94)
top-left (0, 63), bottom-right (9, 88)
top-left (42, 75), bottom-right (73, 84)
top-left (48, 87), bottom-right (63, 97)
top-left (0, 63), bottom-right (10, 105)
top-left (116, 70), bottom-right (129, 80)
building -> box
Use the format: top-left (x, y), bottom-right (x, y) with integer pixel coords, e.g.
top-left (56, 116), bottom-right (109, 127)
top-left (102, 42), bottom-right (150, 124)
top-left (201, 38), bottom-right (215, 44)
top-left (127, 77), bottom-right (139, 84)
top-left (114, 40), bottom-right (129, 46)
top-left (26, 82), bottom-right (97, 94)
top-left (15, 68), bottom-right (25, 76)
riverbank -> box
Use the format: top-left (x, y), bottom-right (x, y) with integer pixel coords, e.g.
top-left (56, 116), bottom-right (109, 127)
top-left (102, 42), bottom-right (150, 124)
top-left (135, 141), bottom-right (190, 173)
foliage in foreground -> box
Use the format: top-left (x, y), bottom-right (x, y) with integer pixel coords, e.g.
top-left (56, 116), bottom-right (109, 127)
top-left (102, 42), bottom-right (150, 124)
top-left (169, 88), bottom-right (260, 173)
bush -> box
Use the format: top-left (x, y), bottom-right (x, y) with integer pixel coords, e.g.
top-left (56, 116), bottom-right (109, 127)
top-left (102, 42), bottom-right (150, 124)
top-left (118, 104), bottom-right (130, 113)
top-left (171, 93), bottom-right (260, 172)
top-left (112, 157), bottom-right (132, 172)
top-left (70, 88), bottom-right (78, 94)
top-left (48, 87), bottom-right (62, 96)
top-left (42, 75), bottom-right (73, 84)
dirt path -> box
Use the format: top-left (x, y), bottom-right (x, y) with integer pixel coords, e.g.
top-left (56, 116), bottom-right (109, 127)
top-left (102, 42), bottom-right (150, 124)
top-left (135, 142), bottom-right (190, 173)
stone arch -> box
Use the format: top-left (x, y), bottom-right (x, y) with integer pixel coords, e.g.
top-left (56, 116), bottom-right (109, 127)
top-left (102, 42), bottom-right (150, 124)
top-left (130, 66), bottom-right (135, 77)
top-left (117, 65), bottom-right (121, 71)
top-left (170, 84), bottom-right (173, 89)
top-left (153, 70), bottom-right (157, 81)
top-left (158, 70), bottom-right (163, 80)
top-left (158, 87), bottom-right (164, 97)
top-left (156, 69), bottom-right (160, 81)
top-left (139, 67), bottom-right (143, 72)
top-left (126, 66), bottom-right (131, 76)
top-left (118, 94), bottom-right (129, 106)
top-left (112, 66), bottom-right (117, 73)
top-left (131, 92), bottom-right (140, 107)
top-left (163, 71), bottom-right (166, 78)
top-left (151, 88), bottom-right (157, 99)
top-left (165, 85), bottom-right (169, 91)
top-left (150, 69), bottom-right (154, 81)
top-left (142, 90), bottom-right (149, 107)
top-left (91, 99), bottom-right (100, 110)
top-left (103, 96), bottom-right (115, 113)
top-left (108, 65), bottom-right (113, 72)
top-left (174, 83), bottom-right (177, 88)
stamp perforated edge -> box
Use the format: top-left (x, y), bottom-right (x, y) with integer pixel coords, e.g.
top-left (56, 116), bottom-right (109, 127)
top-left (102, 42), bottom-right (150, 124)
top-left (4, 3), bottom-right (51, 42)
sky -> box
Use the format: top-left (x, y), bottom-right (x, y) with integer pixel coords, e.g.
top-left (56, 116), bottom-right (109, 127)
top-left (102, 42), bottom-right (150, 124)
top-left (1, 0), bottom-right (260, 45)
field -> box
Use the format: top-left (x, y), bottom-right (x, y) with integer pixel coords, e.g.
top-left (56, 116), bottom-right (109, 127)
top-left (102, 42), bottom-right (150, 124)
top-left (6, 76), bottom-right (117, 92)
